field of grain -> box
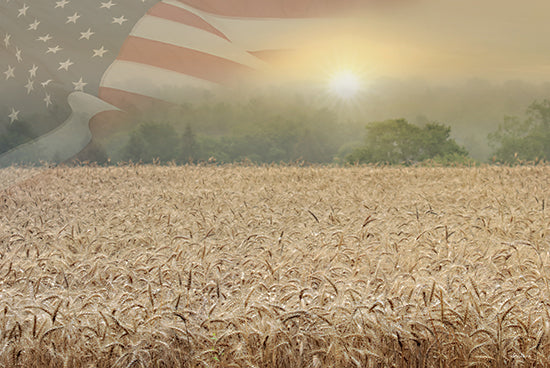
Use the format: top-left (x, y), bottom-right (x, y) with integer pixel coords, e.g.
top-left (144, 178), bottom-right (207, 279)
top-left (1, 165), bottom-right (550, 367)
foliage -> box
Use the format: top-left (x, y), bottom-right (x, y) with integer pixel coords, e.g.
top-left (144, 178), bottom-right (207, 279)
top-left (0, 121), bottom-right (35, 154)
top-left (180, 123), bottom-right (197, 163)
top-left (121, 122), bottom-right (179, 163)
top-left (421, 152), bottom-right (478, 167)
top-left (346, 119), bottom-right (468, 165)
top-left (489, 100), bottom-right (550, 163)
top-left (73, 140), bottom-right (109, 165)
top-left (117, 99), bottom-right (362, 164)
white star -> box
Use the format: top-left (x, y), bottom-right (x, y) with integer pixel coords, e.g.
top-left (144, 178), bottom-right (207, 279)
top-left (28, 19), bottom-right (40, 31)
top-left (17, 4), bottom-right (29, 17)
top-left (58, 58), bottom-right (73, 71)
top-left (37, 34), bottom-right (52, 42)
top-left (55, 0), bottom-right (69, 8)
top-left (8, 108), bottom-right (19, 124)
top-left (24, 79), bottom-right (34, 94)
top-left (72, 77), bottom-right (87, 91)
top-left (3, 34), bottom-right (10, 48)
top-left (44, 93), bottom-right (52, 107)
top-left (112, 15), bottom-right (127, 25)
top-left (46, 45), bottom-right (62, 54)
top-left (100, 0), bottom-right (115, 9)
top-left (41, 79), bottom-right (52, 87)
top-left (28, 64), bottom-right (38, 78)
top-left (4, 65), bottom-right (14, 80)
top-left (15, 47), bottom-right (22, 62)
top-left (79, 28), bottom-right (94, 40)
top-left (66, 12), bottom-right (80, 24)
top-left (92, 46), bottom-right (108, 58)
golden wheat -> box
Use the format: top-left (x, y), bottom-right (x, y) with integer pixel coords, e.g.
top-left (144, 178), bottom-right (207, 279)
top-left (1, 164), bottom-right (550, 367)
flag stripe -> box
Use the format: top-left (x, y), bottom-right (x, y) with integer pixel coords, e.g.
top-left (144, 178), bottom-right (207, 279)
top-left (146, 2), bottom-right (229, 41)
top-left (172, 0), bottom-right (362, 18)
top-left (129, 15), bottom-right (266, 69)
top-left (88, 110), bottom-right (135, 139)
top-left (248, 49), bottom-right (295, 62)
top-left (100, 60), bottom-right (217, 103)
top-left (115, 36), bottom-right (258, 84)
top-left (164, 0), bottom-right (322, 52)
top-left (98, 86), bottom-right (175, 112)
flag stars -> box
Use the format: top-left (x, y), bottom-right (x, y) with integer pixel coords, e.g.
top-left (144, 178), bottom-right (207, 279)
top-left (100, 0), bottom-right (116, 9)
top-left (112, 15), bottom-right (127, 25)
top-left (28, 19), bottom-right (40, 31)
top-left (3, 34), bottom-right (11, 48)
top-left (58, 58), bottom-right (73, 71)
top-left (79, 28), bottom-right (94, 40)
top-left (15, 47), bottom-right (22, 62)
top-left (55, 0), bottom-right (69, 8)
top-left (44, 93), bottom-right (52, 107)
top-left (17, 4), bottom-right (29, 17)
top-left (28, 64), bottom-right (38, 78)
top-left (41, 79), bottom-right (52, 87)
top-left (37, 34), bottom-right (52, 42)
top-left (24, 79), bottom-right (34, 94)
top-left (72, 77), bottom-right (87, 91)
top-left (66, 12), bottom-right (80, 24)
top-left (92, 46), bottom-right (108, 58)
top-left (46, 45), bottom-right (62, 54)
top-left (4, 65), bottom-right (15, 80)
top-left (8, 108), bottom-right (19, 124)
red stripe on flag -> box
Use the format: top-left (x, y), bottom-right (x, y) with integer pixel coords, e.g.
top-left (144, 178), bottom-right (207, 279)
top-left (88, 110), bottom-right (129, 139)
top-left (98, 87), bottom-right (175, 112)
top-left (115, 36), bottom-right (256, 84)
top-left (147, 3), bottom-right (229, 41)
top-left (248, 50), bottom-right (294, 63)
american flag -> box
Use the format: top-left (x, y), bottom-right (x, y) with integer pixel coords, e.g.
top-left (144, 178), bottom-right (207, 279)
top-left (0, 0), bottom-right (365, 165)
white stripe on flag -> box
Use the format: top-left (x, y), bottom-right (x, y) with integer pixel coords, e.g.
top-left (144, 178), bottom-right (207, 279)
top-left (162, 0), bottom-right (323, 51)
top-left (100, 60), bottom-right (218, 102)
top-left (0, 93), bottom-right (117, 166)
top-left (130, 15), bottom-right (267, 69)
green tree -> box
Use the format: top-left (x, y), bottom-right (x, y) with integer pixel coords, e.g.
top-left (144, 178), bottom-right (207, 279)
top-left (489, 100), bottom-right (550, 163)
top-left (346, 119), bottom-right (468, 165)
top-left (121, 122), bottom-right (179, 163)
top-left (74, 140), bottom-right (109, 165)
top-left (0, 121), bottom-right (34, 154)
top-left (180, 123), bottom-right (197, 163)
top-left (122, 131), bottom-right (146, 162)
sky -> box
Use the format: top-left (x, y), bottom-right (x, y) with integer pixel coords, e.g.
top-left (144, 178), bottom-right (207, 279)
top-left (266, 0), bottom-right (550, 84)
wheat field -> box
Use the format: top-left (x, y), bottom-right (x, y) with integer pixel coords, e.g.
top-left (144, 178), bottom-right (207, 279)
top-left (1, 164), bottom-right (550, 367)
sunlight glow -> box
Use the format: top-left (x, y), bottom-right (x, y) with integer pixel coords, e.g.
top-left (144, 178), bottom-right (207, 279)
top-left (329, 70), bottom-right (361, 100)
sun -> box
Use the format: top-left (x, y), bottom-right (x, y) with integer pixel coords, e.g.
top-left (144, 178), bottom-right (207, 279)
top-left (328, 70), bottom-right (362, 100)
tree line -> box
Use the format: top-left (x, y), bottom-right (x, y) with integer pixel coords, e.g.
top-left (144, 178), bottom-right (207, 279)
top-left (3, 98), bottom-right (550, 165)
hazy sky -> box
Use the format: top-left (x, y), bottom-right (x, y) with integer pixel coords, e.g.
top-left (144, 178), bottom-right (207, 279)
top-left (379, 0), bottom-right (550, 81)
top-left (268, 0), bottom-right (550, 84)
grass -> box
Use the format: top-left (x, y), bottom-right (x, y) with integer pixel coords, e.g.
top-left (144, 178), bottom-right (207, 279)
top-left (1, 164), bottom-right (550, 367)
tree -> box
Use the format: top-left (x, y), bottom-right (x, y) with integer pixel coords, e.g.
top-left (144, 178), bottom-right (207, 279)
top-left (0, 121), bottom-right (34, 154)
top-left (489, 100), bottom-right (550, 163)
top-left (180, 123), bottom-right (197, 163)
top-left (122, 131), bottom-right (146, 162)
top-left (121, 122), bottom-right (179, 163)
top-left (74, 140), bottom-right (109, 165)
top-left (346, 119), bottom-right (468, 165)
